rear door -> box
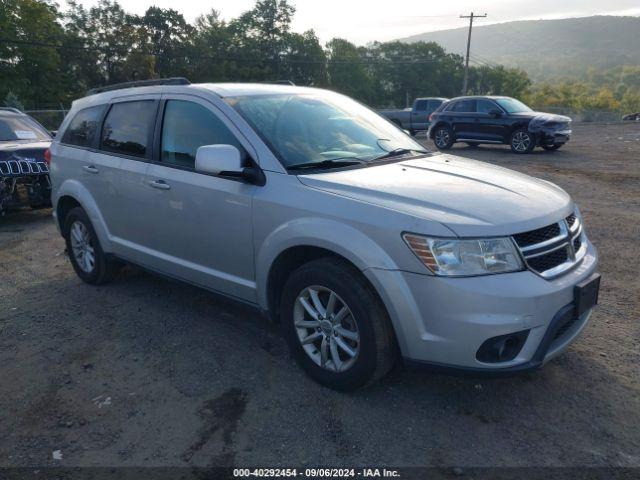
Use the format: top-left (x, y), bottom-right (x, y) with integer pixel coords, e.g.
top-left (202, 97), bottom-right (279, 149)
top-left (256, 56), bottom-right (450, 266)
top-left (93, 96), bottom-right (160, 263)
top-left (448, 99), bottom-right (477, 139)
top-left (142, 94), bottom-right (257, 301)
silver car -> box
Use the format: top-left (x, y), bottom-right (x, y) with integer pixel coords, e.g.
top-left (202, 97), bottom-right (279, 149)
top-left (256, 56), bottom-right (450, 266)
top-left (50, 79), bottom-right (600, 390)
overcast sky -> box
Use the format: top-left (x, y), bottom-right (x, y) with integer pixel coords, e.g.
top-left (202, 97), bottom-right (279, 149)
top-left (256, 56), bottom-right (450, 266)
top-left (71, 0), bottom-right (640, 44)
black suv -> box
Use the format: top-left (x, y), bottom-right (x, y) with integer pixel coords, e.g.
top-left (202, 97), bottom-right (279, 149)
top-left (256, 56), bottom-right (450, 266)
top-left (427, 96), bottom-right (571, 154)
top-left (0, 108), bottom-right (52, 217)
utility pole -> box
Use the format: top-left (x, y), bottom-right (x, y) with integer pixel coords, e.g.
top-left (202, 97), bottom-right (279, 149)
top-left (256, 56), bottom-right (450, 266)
top-left (460, 12), bottom-right (487, 95)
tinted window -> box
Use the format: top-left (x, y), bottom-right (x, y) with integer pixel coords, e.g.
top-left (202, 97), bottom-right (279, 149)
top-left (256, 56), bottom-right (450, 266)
top-left (101, 101), bottom-right (156, 157)
top-left (62, 105), bottom-right (105, 147)
top-left (161, 100), bottom-right (243, 169)
top-left (450, 100), bottom-right (474, 112)
top-left (0, 115), bottom-right (50, 142)
top-left (476, 99), bottom-right (499, 114)
top-left (427, 99), bottom-right (443, 110)
top-left (414, 100), bottom-right (428, 111)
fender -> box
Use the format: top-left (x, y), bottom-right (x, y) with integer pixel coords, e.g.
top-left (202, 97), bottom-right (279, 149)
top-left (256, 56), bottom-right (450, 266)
top-left (255, 217), bottom-right (399, 309)
top-left (54, 179), bottom-right (113, 252)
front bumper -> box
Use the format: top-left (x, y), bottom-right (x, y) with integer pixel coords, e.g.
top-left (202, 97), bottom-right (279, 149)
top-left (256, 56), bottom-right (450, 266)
top-left (540, 129), bottom-right (571, 146)
top-left (363, 239), bottom-right (598, 372)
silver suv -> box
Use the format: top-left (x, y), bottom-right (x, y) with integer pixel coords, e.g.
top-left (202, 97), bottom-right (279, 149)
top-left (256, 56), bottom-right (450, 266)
top-left (50, 79), bottom-right (600, 390)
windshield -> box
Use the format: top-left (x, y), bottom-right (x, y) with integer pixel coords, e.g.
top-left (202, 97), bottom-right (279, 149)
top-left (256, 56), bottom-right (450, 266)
top-left (0, 115), bottom-right (50, 142)
top-left (226, 91), bottom-right (427, 169)
top-left (495, 97), bottom-right (533, 114)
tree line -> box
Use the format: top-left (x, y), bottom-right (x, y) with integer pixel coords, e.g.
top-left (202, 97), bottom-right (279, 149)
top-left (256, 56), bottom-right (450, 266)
top-left (1, 0), bottom-right (531, 110)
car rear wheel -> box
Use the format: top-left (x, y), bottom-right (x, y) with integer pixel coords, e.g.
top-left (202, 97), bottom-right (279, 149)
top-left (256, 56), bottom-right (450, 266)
top-left (64, 207), bottom-right (115, 285)
top-left (542, 144), bottom-right (562, 151)
top-left (510, 128), bottom-right (535, 154)
top-left (280, 257), bottom-right (396, 391)
top-left (433, 125), bottom-right (454, 150)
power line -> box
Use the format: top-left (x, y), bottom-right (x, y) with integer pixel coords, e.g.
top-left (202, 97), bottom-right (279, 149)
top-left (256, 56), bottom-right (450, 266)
top-left (460, 12), bottom-right (487, 95)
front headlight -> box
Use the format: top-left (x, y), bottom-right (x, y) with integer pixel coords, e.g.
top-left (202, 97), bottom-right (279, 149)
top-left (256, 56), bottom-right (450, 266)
top-left (403, 233), bottom-right (524, 276)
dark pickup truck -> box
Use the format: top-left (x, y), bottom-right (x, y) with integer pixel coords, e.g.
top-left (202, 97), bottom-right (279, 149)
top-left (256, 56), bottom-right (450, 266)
top-left (379, 97), bottom-right (448, 135)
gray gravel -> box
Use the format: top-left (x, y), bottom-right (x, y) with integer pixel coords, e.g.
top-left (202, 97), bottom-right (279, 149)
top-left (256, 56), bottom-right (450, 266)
top-left (0, 122), bottom-right (639, 468)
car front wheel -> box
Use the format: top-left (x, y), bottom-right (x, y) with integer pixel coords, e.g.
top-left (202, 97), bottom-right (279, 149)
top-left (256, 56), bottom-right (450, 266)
top-left (542, 144), bottom-right (562, 151)
top-left (510, 128), bottom-right (535, 154)
top-left (280, 257), bottom-right (396, 391)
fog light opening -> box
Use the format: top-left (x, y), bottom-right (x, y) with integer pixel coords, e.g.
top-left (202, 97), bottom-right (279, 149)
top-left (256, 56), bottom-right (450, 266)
top-left (476, 330), bottom-right (530, 363)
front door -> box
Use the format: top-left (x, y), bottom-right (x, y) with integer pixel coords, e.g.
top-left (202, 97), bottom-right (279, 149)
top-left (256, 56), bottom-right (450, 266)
top-left (143, 95), bottom-right (257, 302)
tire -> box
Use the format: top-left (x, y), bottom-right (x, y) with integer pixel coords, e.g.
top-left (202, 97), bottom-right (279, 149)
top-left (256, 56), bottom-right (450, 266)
top-left (63, 207), bottom-right (115, 285)
top-left (280, 257), bottom-right (396, 391)
top-left (542, 144), bottom-right (562, 151)
top-left (510, 128), bottom-right (535, 154)
top-left (433, 125), bottom-right (454, 150)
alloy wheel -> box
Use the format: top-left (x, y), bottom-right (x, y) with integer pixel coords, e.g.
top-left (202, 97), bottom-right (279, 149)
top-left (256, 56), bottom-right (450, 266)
top-left (512, 131), bottom-right (532, 152)
top-left (434, 128), bottom-right (450, 148)
top-left (293, 285), bottom-right (360, 373)
top-left (69, 220), bottom-right (95, 273)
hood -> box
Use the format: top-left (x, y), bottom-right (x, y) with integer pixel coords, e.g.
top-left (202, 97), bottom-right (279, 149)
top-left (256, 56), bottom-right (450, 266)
top-left (0, 141), bottom-right (50, 161)
top-left (297, 154), bottom-right (573, 237)
top-left (512, 111), bottom-right (571, 125)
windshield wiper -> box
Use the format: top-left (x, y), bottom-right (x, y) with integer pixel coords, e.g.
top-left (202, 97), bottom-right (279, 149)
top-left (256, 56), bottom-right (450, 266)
top-left (370, 148), bottom-right (428, 162)
top-left (286, 158), bottom-right (365, 171)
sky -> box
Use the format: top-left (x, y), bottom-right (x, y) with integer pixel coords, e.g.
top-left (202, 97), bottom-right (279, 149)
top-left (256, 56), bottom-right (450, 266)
top-left (72, 0), bottom-right (640, 44)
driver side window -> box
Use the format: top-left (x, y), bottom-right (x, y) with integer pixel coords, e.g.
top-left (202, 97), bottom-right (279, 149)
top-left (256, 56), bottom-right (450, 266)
top-left (161, 100), bottom-right (243, 169)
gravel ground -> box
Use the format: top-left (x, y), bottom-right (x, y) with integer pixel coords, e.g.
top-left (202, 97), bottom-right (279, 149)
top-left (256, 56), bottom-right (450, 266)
top-left (0, 122), bottom-right (639, 469)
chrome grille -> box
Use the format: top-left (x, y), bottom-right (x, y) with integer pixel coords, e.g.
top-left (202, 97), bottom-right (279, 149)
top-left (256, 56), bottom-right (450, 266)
top-left (512, 213), bottom-right (586, 279)
top-left (0, 159), bottom-right (48, 177)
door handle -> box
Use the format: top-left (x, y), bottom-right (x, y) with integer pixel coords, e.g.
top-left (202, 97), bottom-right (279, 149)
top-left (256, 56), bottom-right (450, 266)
top-left (148, 179), bottom-right (171, 190)
top-left (83, 165), bottom-right (99, 174)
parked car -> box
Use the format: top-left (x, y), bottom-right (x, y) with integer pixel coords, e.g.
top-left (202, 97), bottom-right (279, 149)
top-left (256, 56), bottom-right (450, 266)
top-left (50, 79), bottom-right (600, 390)
top-left (379, 97), bottom-right (448, 135)
top-left (428, 96), bottom-right (572, 153)
top-left (0, 108), bottom-right (52, 217)
top-left (622, 112), bottom-right (640, 121)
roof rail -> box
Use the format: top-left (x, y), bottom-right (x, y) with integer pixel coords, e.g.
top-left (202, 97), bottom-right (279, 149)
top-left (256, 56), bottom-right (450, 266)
top-left (0, 107), bottom-right (23, 114)
top-left (262, 80), bottom-right (296, 86)
top-left (87, 77), bottom-right (191, 96)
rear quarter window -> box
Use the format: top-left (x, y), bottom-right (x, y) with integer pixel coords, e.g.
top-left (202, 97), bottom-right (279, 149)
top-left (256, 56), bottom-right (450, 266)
top-left (61, 105), bottom-right (106, 147)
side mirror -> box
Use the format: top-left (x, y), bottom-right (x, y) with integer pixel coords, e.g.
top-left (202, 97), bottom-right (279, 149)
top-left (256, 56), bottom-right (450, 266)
top-left (195, 144), bottom-right (242, 175)
top-left (49, 130), bottom-right (58, 138)
top-left (488, 109), bottom-right (502, 117)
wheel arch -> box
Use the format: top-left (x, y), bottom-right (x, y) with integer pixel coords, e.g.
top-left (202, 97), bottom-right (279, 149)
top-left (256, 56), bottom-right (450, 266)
top-left (256, 218), bottom-right (399, 321)
top-left (53, 179), bottom-right (112, 251)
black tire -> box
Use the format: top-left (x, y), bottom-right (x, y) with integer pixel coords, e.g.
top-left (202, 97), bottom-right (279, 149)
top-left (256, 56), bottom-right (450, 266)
top-left (433, 125), bottom-right (454, 150)
top-left (542, 144), bottom-right (562, 151)
top-left (63, 207), bottom-right (115, 285)
top-left (280, 257), bottom-right (396, 391)
top-left (510, 128), bottom-right (535, 154)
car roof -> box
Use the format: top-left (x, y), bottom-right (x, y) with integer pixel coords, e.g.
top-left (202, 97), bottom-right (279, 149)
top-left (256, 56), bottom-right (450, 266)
top-left (447, 95), bottom-right (512, 101)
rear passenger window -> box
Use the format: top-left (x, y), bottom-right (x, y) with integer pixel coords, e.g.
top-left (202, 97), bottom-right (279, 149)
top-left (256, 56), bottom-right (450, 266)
top-left (62, 105), bottom-right (106, 147)
top-left (161, 100), bottom-right (243, 169)
top-left (101, 101), bottom-right (156, 157)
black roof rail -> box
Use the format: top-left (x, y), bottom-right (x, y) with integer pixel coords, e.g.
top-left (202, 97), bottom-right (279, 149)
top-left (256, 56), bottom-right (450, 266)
top-left (0, 107), bottom-right (23, 114)
top-left (87, 77), bottom-right (191, 96)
